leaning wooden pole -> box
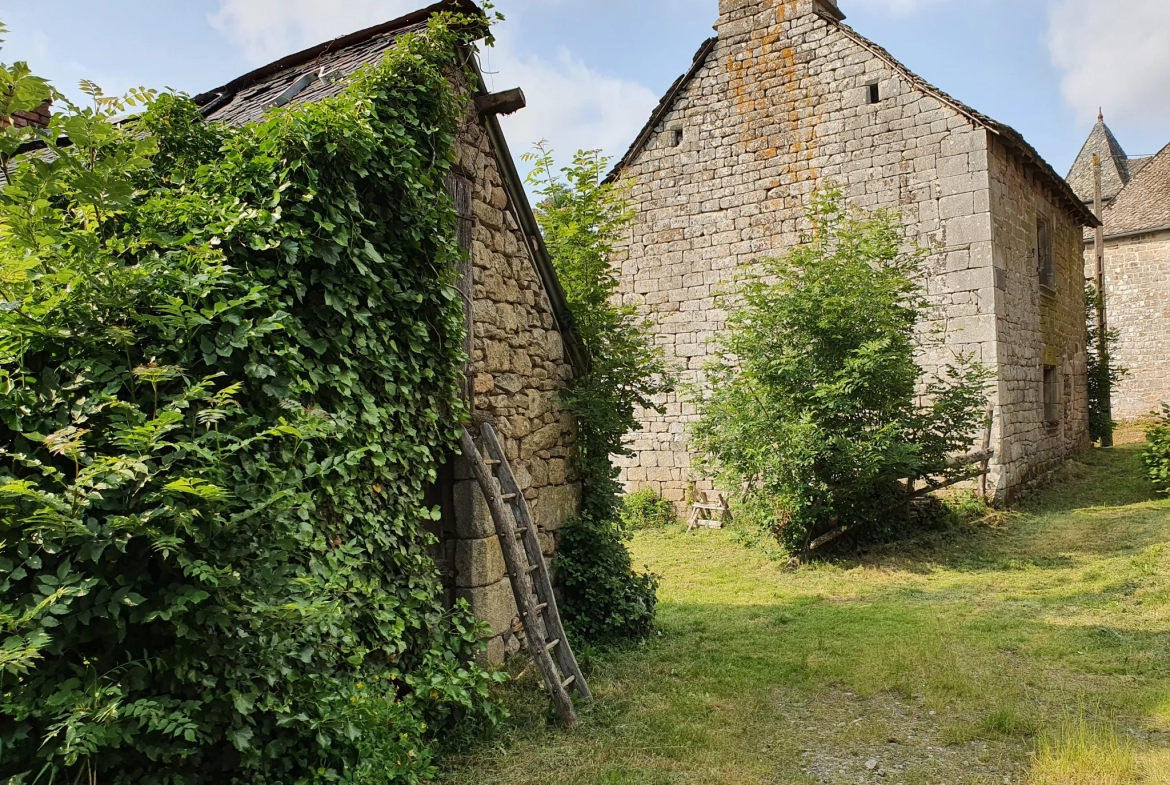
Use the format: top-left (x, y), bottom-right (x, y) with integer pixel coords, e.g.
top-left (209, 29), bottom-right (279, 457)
top-left (1093, 152), bottom-right (1114, 447)
top-left (459, 427), bottom-right (579, 727)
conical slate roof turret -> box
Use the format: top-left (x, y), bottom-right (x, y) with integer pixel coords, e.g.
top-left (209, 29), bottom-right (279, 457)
top-left (1067, 110), bottom-right (1131, 204)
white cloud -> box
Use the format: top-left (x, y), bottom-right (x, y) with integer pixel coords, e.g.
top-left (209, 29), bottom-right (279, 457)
top-left (1048, 0), bottom-right (1170, 129)
top-left (209, 0), bottom-right (659, 178)
top-left (490, 42), bottom-right (659, 174)
top-left (849, 0), bottom-right (946, 17)
top-left (210, 0), bottom-right (417, 64)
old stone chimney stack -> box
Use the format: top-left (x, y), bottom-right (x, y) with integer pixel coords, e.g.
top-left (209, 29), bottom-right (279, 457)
top-left (717, 0), bottom-right (845, 37)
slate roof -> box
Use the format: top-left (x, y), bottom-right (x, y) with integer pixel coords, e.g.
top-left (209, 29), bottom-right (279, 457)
top-left (1099, 141), bottom-right (1170, 237)
top-left (1066, 118), bottom-right (1131, 203)
top-left (193, 0), bottom-right (480, 123)
top-left (609, 11), bottom-right (1097, 227)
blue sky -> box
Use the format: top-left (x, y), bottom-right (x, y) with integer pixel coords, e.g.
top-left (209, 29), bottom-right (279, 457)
top-left (2, 0), bottom-right (1169, 178)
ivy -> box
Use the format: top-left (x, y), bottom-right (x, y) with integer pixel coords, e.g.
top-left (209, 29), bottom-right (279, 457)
top-left (0, 14), bottom-right (504, 784)
top-left (525, 148), bottom-right (670, 645)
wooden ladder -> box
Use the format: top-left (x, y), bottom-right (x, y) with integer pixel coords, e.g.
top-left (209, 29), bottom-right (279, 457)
top-left (460, 423), bottom-right (590, 727)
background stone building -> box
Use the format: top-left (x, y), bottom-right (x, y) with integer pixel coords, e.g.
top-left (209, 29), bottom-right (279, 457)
top-left (1068, 119), bottom-right (1170, 420)
top-left (195, 0), bottom-right (583, 660)
top-left (611, 0), bottom-right (1098, 505)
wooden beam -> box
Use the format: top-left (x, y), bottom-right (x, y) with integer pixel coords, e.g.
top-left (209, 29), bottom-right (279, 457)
top-left (475, 88), bottom-right (526, 117)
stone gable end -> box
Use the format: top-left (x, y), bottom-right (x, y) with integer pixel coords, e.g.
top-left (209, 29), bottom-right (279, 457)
top-left (615, 0), bottom-right (1089, 505)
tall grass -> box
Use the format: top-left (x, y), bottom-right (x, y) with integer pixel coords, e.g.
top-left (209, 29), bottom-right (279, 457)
top-left (1029, 713), bottom-right (1137, 785)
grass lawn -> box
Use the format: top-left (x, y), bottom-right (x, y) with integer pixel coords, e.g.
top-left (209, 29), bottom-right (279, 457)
top-left (439, 440), bottom-right (1170, 784)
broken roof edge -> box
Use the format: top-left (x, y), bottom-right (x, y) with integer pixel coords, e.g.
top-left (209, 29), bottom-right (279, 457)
top-left (192, 0), bottom-right (484, 108)
top-left (606, 21), bottom-right (1098, 228)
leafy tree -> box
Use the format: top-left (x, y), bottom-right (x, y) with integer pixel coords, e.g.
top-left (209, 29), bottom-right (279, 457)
top-left (691, 188), bottom-right (992, 553)
top-left (0, 15), bottom-right (504, 785)
top-left (1085, 284), bottom-right (1126, 445)
top-left (524, 147), bottom-right (669, 644)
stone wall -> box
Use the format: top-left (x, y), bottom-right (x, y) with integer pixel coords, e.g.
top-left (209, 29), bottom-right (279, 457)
top-left (614, 0), bottom-right (1089, 505)
top-left (1084, 230), bottom-right (1170, 420)
top-left (988, 137), bottom-right (1090, 494)
top-left (445, 110), bottom-right (582, 662)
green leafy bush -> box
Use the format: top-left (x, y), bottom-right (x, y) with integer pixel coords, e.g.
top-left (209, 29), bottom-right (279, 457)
top-left (620, 489), bottom-right (679, 530)
top-left (0, 16), bottom-right (504, 785)
top-left (691, 188), bottom-right (992, 554)
top-left (524, 147), bottom-right (669, 644)
top-left (1144, 405), bottom-right (1170, 495)
top-left (1086, 284), bottom-right (1126, 445)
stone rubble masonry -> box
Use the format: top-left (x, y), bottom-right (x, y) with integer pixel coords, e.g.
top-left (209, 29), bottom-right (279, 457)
top-left (447, 107), bottom-right (582, 663)
top-left (614, 0), bottom-right (1090, 507)
top-left (1084, 229), bottom-right (1170, 420)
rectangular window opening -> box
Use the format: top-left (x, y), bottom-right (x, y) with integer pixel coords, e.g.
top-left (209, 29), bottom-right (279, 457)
top-left (1043, 365), bottom-right (1061, 424)
top-left (1037, 214), bottom-right (1055, 290)
top-left (670, 128), bottom-right (684, 147)
top-left (867, 83), bottom-right (881, 104)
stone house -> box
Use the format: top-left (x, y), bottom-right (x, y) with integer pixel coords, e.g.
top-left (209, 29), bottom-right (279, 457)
top-left (611, 0), bottom-right (1099, 505)
top-left (1067, 118), bottom-right (1170, 420)
top-left (193, 0), bottom-right (583, 661)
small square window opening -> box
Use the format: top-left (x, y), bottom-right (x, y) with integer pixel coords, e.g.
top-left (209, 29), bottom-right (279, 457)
top-left (670, 128), bottom-right (684, 147)
top-left (1037, 214), bottom-right (1055, 290)
top-left (1043, 365), bottom-right (1060, 424)
top-left (867, 83), bottom-right (880, 104)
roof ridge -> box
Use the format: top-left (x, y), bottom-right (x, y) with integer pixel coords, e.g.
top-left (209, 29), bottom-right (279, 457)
top-left (607, 18), bottom-right (1096, 226)
top-left (833, 23), bottom-right (1096, 227)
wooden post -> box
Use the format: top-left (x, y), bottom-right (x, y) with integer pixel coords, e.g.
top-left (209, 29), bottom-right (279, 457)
top-left (1092, 153), bottom-right (1114, 447)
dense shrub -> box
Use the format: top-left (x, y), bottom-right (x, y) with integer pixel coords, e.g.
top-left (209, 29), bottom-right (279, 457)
top-left (525, 148), bottom-right (670, 644)
top-left (691, 188), bottom-right (992, 554)
top-left (0, 16), bottom-right (505, 785)
top-left (620, 489), bottom-right (679, 531)
top-left (1145, 405), bottom-right (1170, 495)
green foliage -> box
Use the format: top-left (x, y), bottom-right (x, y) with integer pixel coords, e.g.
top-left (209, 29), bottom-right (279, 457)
top-left (1144, 405), bottom-right (1170, 496)
top-left (524, 146), bottom-right (669, 644)
top-left (691, 188), bottom-right (993, 553)
top-left (1086, 284), bottom-right (1127, 445)
top-left (0, 16), bottom-right (505, 785)
top-left (620, 489), bottom-right (679, 531)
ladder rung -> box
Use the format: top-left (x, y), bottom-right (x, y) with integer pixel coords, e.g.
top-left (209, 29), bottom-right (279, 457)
top-left (545, 639), bottom-right (560, 652)
top-left (527, 564), bottom-right (540, 574)
top-left (525, 602), bottom-right (548, 616)
top-left (562, 675), bottom-right (575, 689)
top-left (501, 493), bottom-right (517, 501)
top-left (483, 459), bottom-right (501, 466)
top-left (515, 526), bottom-right (529, 536)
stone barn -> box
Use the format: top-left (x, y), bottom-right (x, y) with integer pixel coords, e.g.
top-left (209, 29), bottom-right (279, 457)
top-left (611, 0), bottom-right (1098, 505)
top-left (1068, 118), bottom-right (1170, 420)
top-left (194, 0), bottom-right (583, 661)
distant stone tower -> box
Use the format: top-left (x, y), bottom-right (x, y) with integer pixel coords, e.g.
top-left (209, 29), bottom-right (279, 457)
top-left (1068, 114), bottom-right (1170, 420)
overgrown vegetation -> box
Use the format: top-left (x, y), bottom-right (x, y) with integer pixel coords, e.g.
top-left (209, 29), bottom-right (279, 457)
top-left (1144, 404), bottom-right (1170, 495)
top-left (691, 188), bottom-right (992, 554)
top-left (0, 15), bottom-right (506, 784)
top-left (525, 147), bottom-right (669, 645)
top-left (620, 489), bottom-right (678, 531)
top-left (1086, 283), bottom-right (1126, 445)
